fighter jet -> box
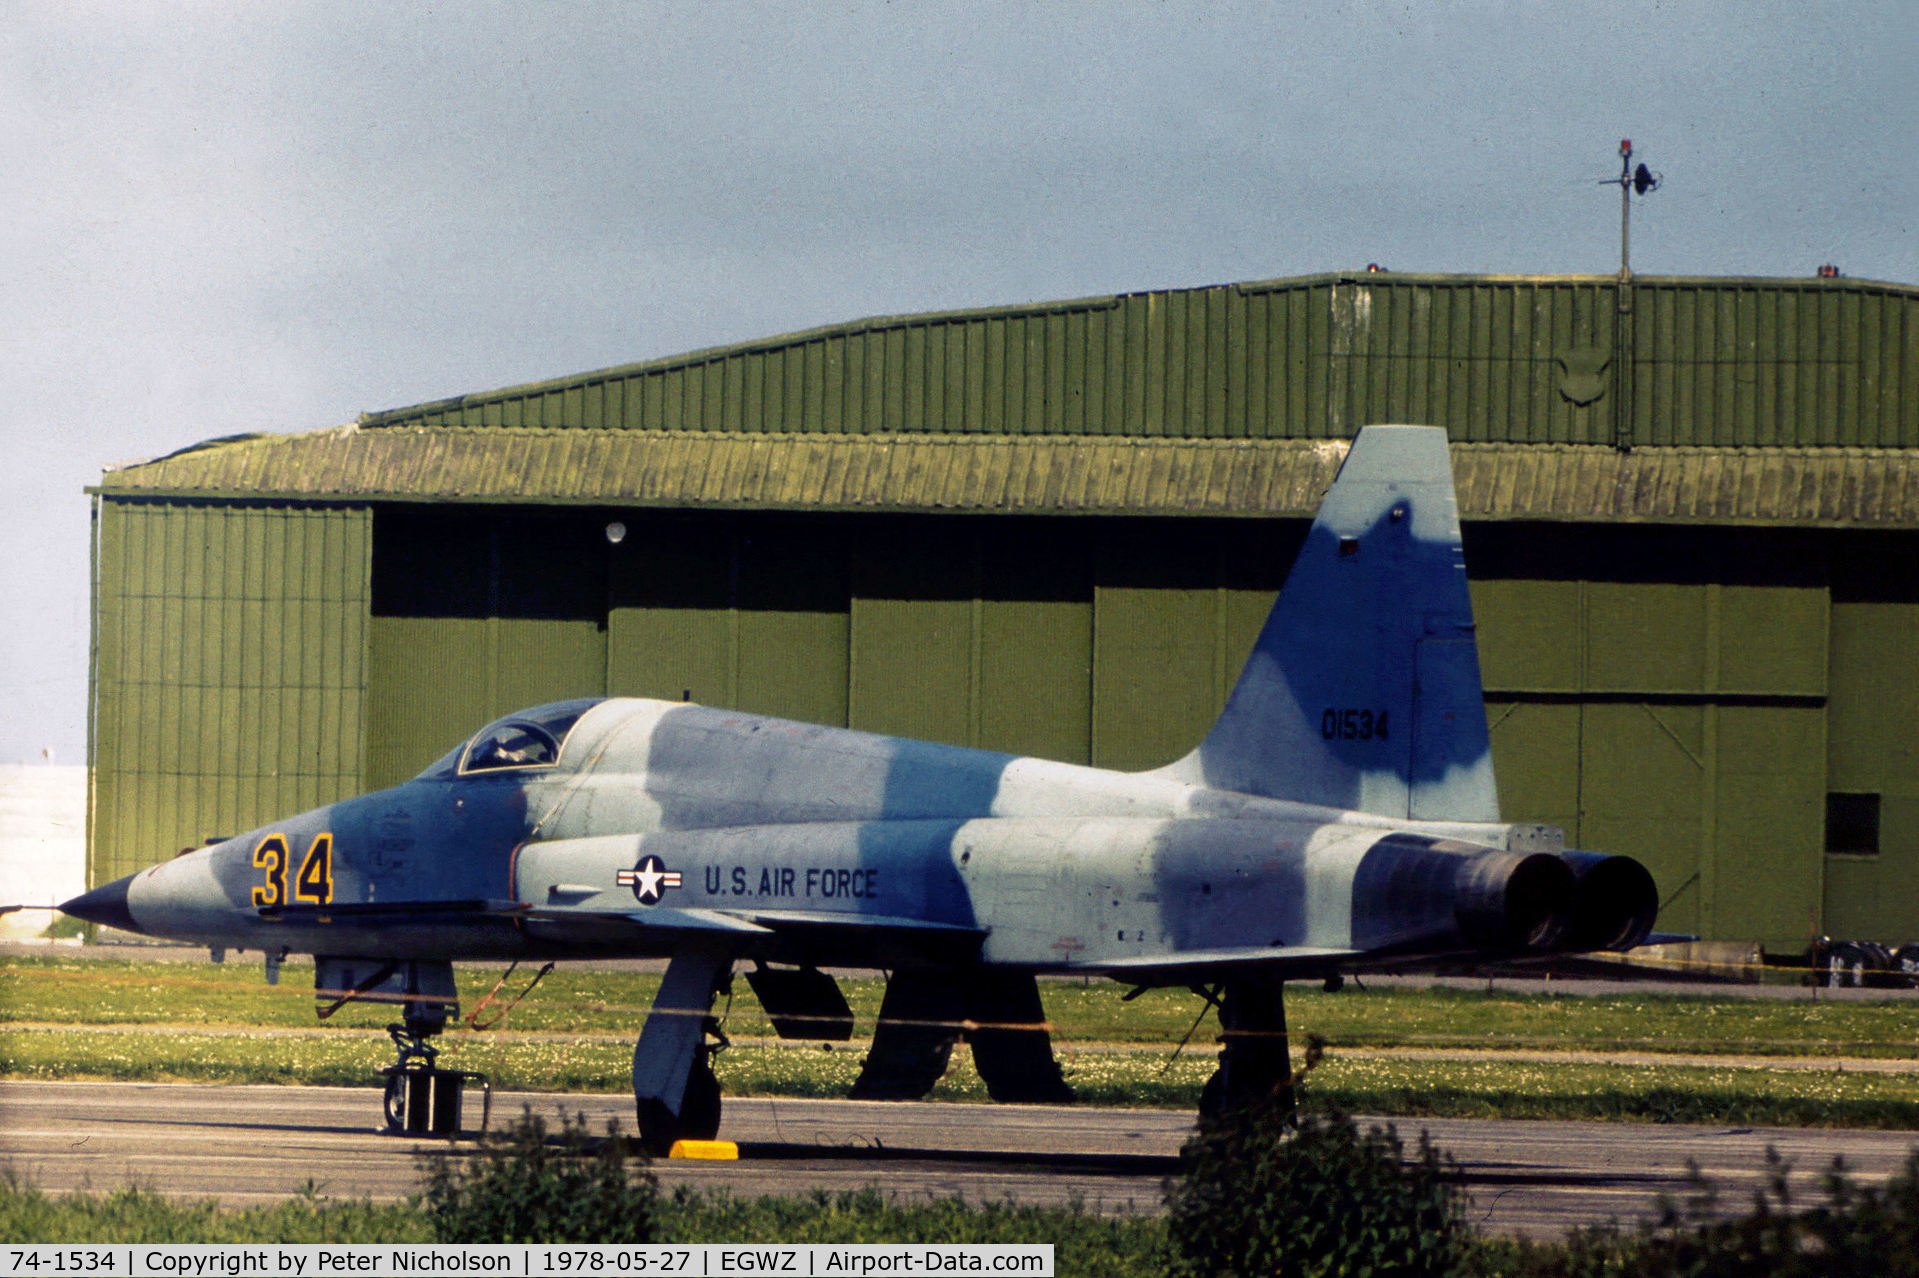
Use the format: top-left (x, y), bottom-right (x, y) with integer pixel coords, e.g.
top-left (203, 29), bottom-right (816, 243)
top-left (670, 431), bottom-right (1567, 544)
top-left (63, 425), bottom-right (1658, 1151)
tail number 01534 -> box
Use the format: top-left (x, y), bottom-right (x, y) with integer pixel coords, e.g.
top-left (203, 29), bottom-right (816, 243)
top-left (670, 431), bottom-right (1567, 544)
top-left (1321, 708), bottom-right (1389, 741)
top-left (251, 833), bottom-right (334, 906)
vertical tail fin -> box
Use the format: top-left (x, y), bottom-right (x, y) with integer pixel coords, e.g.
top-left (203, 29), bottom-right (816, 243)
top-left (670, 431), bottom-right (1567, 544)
top-left (1159, 425), bottom-right (1499, 821)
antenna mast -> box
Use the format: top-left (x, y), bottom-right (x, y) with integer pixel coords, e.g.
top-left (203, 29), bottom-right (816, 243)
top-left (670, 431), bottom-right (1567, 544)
top-left (1600, 140), bottom-right (1659, 453)
top-left (1605, 139), bottom-right (1661, 281)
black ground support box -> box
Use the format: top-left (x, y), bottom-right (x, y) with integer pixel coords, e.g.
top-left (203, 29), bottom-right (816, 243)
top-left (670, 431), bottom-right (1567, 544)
top-left (382, 1066), bottom-right (489, 1136)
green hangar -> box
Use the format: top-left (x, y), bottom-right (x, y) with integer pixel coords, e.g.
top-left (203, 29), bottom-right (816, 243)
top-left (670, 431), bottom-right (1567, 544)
top-left (88, 271), bottom-right (1919, 956)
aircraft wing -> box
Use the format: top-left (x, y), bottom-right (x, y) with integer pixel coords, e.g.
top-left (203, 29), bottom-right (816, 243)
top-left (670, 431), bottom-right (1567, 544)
top-left (520, 902), bottom-right (985, 957)
top-left (261, 897), bottom-right (984, 948)
top-left (1072, 935), bottom-right (1703, 986)
top-left (260, 898), bottom-right (776, 936)
top-left (721, 907), bottom-right (984, 935)
top-left (525, 905), bottom-right (775, 934)
top-left (1069, 945), bottom-right (1359, 981)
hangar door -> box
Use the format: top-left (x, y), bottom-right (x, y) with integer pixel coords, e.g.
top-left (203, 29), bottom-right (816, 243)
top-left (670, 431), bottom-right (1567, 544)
top-left (1470, 526), bottom-right (1828, 953)
top-left (363, 507), bottom-right (1299, 790)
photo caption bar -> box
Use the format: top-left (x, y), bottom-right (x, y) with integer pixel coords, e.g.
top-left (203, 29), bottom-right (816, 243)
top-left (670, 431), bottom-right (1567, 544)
top-left (1, 1245), bottom-right (1053, 1277)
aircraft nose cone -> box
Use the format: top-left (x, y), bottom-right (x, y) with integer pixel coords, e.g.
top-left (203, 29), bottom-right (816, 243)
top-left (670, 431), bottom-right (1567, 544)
top-left (60, 874), bottom-right (140, 934)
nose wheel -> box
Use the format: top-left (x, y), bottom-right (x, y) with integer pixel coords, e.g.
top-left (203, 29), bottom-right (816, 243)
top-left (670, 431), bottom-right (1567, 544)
top-left (380, 1018), bottom-right (489, 1137)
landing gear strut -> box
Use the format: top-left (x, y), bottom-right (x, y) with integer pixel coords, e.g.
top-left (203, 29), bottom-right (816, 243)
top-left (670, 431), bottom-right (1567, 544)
top-left (632, 942), bottom-right (736, 1154)
top-left (381, 1015), bottom-right (489, 1136)
top-left (1197, 972), bottom-right (1294, 1123)
top-left (315, 957), bottom-right (487, 1137)
top-left (850, 968), bottom-right (1075, 1104)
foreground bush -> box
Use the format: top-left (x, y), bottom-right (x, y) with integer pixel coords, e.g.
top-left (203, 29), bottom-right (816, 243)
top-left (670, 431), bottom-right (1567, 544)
top-left (14, 1108), bottom-right (1919, 1277)
top-left (1474, 1147), bottom-right (1919, 1277)
top-left (1166, 1101), bottom-right (1469, 1278)
top-left (421, 1109), bottom-right (660, 1243)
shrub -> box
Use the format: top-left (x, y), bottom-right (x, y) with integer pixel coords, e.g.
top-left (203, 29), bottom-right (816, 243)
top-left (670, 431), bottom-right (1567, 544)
top-left (1166, 1101), bottom-right (1468, 1278)
top-left (420, 1109), bottom-right (659, 1244)
top-left (1619, 1147), bottom-right (1919, 1278)
top-left (1483, 1147), bottom-right (1919, 1277)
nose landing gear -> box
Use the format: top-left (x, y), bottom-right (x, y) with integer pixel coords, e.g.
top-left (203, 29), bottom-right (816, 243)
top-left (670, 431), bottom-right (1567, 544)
top-left (381, 1016), bottom-right (491, 1137)
top-left (315, 957), bottom-right (488, 1137)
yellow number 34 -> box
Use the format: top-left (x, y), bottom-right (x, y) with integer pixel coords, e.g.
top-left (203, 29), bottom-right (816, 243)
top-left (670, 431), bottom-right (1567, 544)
top-left (251, 832), bottom-right (333, 907)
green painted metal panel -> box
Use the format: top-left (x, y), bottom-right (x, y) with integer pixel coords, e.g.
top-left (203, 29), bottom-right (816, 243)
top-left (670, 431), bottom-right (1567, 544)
top-left (608, 529), bottom-right (733, 707)
top-left (366, 616), bottom-right (508, 789)
top-left (733, 523), bottom-right (850, 727)
top-left (344, 275), bottom-right (1915, 450)
top-left (89, 500), bottom-right (370, 886)
top-left (1090, 525), bottom-right (1223, 772)
top-left (1584, 582), bottom-right (1710, 693)
top-left (1712, 704), bottom-right (1825, 949)
top-left (365, 509), bottom-right (608, 789)
top-left (1824, 794), bottom-right (1919, 941)
top-left (736, 605), bottom-right (849, 726)
top-left (1718, 582), bottom-right (1828, 696)
top-left (1485, 701), bottom-right (1581, 830)
top-left (1471, 579), bottom-right (1584, 693)
top-left (976, 524), bottom-right (1094, 764)
top-left (849, 524), bottom-right (975, 747)
top-left (1577, 702), bottom-right (1707, 938)
top-left (606, 515), bottom-right (854, 728)
top-left (1823, 562), bottom-right (1919, 941)
top-left (1827, 602), bottom-right (1919, 790)
top-left (496, 616), bottom-right (607, 715)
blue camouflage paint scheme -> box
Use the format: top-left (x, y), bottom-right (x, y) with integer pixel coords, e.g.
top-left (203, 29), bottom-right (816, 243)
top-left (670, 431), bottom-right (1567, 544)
top-left (63, 426), bottom-right (1660, 1140)
top-left (1161, 426), bottom-right (1498, 821)
top-left (70, 426), bottom-right (1653, 975)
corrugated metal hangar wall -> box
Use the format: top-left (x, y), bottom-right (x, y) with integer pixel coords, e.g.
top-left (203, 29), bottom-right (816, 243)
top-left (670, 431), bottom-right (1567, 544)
top-left (89, 272), bottom-right (1919, 953)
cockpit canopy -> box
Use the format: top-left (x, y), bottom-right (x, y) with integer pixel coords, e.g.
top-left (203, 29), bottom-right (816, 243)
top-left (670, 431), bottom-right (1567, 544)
top-left (414, 698), bottom-right (604, 780)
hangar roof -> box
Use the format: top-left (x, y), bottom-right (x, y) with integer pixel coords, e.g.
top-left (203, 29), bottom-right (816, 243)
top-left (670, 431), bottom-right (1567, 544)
top-left (94, 425), bottom-right (1919, 528)
top-left (349, 271), bottom-right (1917, 450)
top-left (94, 271), bottom-right (1919, 525)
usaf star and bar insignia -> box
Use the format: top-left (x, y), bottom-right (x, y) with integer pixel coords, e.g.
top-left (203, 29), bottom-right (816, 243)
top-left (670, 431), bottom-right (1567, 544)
top-left (617, 855), bottom-right (682, 905)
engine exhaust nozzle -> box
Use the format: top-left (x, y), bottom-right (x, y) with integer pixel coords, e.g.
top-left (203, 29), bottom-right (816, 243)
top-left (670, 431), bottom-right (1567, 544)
top-left (1453, 850), bottom-right (1576, 951)
top-left (1559, 851), bottom-right (1659, 951)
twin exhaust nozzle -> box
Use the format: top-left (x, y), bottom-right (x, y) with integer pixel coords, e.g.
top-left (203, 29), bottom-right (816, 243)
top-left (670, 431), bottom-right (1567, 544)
top-left (1454, 848), bottom-right (1658, 954)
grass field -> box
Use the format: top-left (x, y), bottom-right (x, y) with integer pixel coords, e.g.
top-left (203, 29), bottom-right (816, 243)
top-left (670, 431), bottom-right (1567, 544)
top-left (3, 952), bottom-right (1916, 1127)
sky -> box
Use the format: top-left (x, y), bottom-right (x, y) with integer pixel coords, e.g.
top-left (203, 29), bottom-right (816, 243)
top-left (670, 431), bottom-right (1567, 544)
top-left (1, 1), bottom-right (1913, 766)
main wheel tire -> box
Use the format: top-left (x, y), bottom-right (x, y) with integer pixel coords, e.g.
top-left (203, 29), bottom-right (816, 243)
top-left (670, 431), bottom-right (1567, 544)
top-left (635, 1059), bottom-right (723, 1155)
top-left (383, 1072), bottom-right (407, 1131)
top-left (680, 1059), bottom-right (722, 1141)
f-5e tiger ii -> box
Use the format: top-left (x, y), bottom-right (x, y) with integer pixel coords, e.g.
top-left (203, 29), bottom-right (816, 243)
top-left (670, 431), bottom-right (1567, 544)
top-left (63, 425), bottom-right (1659, 1151)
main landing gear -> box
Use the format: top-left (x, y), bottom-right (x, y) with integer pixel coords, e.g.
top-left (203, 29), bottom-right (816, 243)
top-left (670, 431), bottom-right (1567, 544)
top-left (1196, 971), bottom-right (1295, 1124)
top-left (632, 942), bottom-right (734, 1155)
top-left (628, 956), bottom-right (1080, 1153)
top-left (850, 968), bottom-right (1074, 1104)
